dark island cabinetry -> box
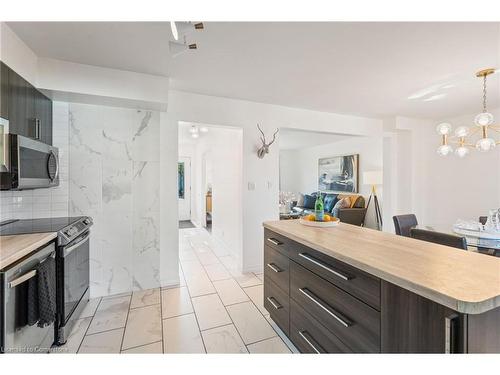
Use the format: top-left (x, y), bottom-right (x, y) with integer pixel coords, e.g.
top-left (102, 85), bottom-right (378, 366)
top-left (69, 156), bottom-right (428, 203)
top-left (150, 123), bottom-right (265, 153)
top-left (263, 227), bottom-right (500, 353)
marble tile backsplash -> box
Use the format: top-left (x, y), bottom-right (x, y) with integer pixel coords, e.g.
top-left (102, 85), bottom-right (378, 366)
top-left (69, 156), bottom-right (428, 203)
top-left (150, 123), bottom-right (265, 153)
top-left (68, 102), bottom-right (161, 298)
top-left (0, 101), bottom-right (162, 299)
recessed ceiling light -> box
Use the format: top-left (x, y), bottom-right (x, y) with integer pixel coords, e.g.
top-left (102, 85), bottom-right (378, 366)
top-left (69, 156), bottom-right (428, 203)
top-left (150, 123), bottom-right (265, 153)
top-left (199, 127), bottom-right (209, 133)
top-left (191, 133), bottom-right (199, 139)
top-left (170, 21), bottom-right (178, 41)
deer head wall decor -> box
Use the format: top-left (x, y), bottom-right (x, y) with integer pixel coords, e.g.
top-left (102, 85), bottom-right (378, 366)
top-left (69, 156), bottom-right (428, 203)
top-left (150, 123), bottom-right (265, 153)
top-left (256, 124), bottom-right (279, 159)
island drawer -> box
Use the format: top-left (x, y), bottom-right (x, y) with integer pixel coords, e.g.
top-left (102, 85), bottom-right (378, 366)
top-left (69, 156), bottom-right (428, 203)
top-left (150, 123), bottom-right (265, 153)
top-left (289, 242), bottom-right (381, 310)
top-left (290, 299), bottom-right (353, 353)
top-left (264, 278), bottom-right (289, 335)
top-left (264, 229), bottom-right (290, 256)
top-left (290, 261), bottom-right (381, 353)
top-left (264, 245), bottom-right (289, 293)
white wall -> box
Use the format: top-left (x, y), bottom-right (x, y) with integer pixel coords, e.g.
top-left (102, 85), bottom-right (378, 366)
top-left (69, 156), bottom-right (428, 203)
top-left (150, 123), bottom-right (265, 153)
top-left (279, 135), bottom-right (384, 229)
top-left (168, 90), bottom-right (383, 273)
top-left (279, 149), bottom-right (300, 194)
top-left (383, 111), bottom-right (500, 232)
top-left (38, 58), bottom-right (169, 110)
top-left (0, 23), bottom-right (38, 85)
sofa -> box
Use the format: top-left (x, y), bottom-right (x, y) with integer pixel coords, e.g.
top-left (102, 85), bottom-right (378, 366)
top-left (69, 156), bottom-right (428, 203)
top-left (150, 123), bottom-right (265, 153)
top-left (292, 192), bottom-right (367, 226)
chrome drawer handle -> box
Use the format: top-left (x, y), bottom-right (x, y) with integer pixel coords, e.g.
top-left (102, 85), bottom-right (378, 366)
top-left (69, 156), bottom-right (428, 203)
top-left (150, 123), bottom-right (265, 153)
top-left (266, 296), bottom-right (283, 310)
top-left (298, 330), bottom-right (323, 354)
top-left (299, 288), bottom-right (352, 328)
top-left (9, 270), bottom-right (37, 288)
top-left (298, 253), bottom-right (351, 281)
top-left (266, 263), bottom-right (282, 273)
top-left (267, 238), bottom-right (283, 246)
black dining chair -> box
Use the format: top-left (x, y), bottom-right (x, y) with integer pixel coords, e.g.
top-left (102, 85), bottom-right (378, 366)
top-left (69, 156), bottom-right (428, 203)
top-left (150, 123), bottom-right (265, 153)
top-left (393, 214), bottom-right (418, 237)
top-left (409, 228), bottom-right (467, 250)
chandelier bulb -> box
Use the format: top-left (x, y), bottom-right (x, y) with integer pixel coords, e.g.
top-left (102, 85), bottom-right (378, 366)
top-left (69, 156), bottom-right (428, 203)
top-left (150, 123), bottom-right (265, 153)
top-left (474, 112), bottom-right (494, 127)
top-left (476, 138), bottom-right (496, 152)
top-left (437, 145), bottom-right (453, 156)
top-left (436, 123), bottom-right (452, 135)
top-left (455, 146), bottom-right (469, 158)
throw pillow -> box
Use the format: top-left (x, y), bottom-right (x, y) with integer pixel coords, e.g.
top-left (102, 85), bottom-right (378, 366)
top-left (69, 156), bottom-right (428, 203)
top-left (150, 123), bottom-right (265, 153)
top-left (303, 194), bottom-right (316, 209)
top-left (323, 194), bottom-right (338, 212)
top-left (331, 197), bottom-right (351, 217)
top-left (338, 194), bottom-right (360, 208)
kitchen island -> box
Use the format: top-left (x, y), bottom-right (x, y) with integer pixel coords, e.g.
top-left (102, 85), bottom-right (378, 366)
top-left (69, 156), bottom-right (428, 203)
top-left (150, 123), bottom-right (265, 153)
top-left (263, 220), bottom-right (500, 353)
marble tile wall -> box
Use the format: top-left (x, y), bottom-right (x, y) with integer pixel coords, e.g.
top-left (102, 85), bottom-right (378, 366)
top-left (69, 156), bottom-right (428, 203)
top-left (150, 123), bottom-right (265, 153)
top-left (0, 101), bottom-right (70, 221)
top-left (68, 103), bottom-right (161, 297)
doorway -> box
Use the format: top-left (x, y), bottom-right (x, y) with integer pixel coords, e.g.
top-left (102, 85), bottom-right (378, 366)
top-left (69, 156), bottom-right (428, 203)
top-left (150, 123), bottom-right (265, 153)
top-left (178, 121), bottom-right (243, 265)
top-left (178, 156), bottom-right (194, 228)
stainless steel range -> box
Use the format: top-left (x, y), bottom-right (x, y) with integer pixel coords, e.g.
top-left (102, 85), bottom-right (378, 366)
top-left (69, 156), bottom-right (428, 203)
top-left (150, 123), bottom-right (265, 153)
top-left (0, 216), bottom-right (93, 346)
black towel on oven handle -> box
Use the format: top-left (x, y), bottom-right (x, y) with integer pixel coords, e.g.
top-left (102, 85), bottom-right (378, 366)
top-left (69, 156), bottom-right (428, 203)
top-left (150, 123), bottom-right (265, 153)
top-left (26, 270), bottom-right (39, 326)
top-left (35, 256), bottom-right (57, 328)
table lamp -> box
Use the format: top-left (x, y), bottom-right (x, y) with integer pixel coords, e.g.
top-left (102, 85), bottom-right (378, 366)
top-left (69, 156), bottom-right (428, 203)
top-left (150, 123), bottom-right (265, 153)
top-left (363, 171), bottom-right (383, 230)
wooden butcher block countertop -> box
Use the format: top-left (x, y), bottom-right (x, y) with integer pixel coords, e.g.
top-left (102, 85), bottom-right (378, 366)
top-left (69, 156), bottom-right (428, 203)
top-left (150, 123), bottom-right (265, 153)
top-left (0, 232), bottom-right (57, 270)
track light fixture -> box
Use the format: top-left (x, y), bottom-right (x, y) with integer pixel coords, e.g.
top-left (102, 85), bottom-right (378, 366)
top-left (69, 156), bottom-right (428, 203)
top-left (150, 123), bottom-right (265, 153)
top-left (169, 41), bottom-right (197, 57)
top-left (169, 21), bottom-right (204, 57)
top-left (170, 21), bottom-right (204, 40)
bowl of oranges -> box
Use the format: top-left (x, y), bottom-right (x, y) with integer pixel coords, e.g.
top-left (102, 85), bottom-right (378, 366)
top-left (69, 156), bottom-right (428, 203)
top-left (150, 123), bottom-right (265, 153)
top-left (299, 214), bottom-right (340, 227)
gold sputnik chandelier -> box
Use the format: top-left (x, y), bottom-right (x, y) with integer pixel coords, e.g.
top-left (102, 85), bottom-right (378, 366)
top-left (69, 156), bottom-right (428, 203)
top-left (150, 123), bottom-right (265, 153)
top-left (436, 68), bottom-right (499, 157)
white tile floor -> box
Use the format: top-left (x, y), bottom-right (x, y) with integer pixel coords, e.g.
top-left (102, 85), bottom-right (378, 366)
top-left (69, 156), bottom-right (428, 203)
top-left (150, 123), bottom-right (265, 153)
top-left (55, 227), bottom-right (296, 354)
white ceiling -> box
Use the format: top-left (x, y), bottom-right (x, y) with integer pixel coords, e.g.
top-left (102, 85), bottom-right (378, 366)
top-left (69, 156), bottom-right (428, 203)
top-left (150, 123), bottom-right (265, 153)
top-left (279, 128), bottom-right (355, 150)
top-left (8, 22), bottom-right (173, 76)
top-left (8, 22), bottom-right (500, 119)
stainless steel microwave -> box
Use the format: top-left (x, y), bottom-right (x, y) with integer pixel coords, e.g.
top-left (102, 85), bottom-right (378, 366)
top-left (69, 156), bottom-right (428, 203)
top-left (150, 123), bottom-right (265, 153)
top-left (5, 134), bottom-right (59, 190)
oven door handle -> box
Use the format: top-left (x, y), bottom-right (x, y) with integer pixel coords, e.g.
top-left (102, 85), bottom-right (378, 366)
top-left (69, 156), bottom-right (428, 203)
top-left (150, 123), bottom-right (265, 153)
top-left (9, 270), bottom-right (37, 288)
top-left (63, 231), bottom-right (90, 258)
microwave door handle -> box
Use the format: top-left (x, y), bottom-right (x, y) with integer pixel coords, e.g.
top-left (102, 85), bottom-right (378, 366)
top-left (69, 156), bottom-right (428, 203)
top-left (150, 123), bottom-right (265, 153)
top-left (54, 151), bottom-right (59, 179)
top-left (48, 150), bottom-right (59, 181)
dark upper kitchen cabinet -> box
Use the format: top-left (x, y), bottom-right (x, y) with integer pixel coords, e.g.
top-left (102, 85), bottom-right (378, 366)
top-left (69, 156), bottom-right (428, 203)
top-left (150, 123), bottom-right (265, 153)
top-left (4, 62), bottom-right (52, 145)
top-left (8, 68), bottom-right (29, 137)
top-left (0, 62), bottom-right (9, 119)
top-left (35, 89), bottom-right (53, 145)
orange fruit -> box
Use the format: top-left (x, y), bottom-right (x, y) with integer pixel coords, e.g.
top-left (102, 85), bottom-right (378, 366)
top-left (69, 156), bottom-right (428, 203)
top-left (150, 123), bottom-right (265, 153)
top-left (324, 214), bottom-right (331, 222)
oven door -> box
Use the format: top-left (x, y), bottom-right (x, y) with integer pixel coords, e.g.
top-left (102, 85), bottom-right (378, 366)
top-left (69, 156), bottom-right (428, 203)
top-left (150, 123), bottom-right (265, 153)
top-left (58, 231), bottom-right (90, 326)
top-left (11, 135), bottom-right (59, 189)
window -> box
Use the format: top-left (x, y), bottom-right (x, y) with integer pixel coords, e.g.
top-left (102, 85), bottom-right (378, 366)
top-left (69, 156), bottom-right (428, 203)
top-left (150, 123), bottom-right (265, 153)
top-left (178, 162), bottom-right (185, 199)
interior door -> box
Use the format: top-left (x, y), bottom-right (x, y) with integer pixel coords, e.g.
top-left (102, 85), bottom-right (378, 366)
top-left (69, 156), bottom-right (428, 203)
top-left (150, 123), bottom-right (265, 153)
top-left (178, 157), bottom-right (191, 221)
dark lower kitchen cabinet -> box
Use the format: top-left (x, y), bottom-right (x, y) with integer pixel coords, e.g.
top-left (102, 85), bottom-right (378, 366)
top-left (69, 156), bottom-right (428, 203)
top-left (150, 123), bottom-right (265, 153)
top-left (1, 61), bottom-right (9, 119)
top-left (3, 61), bottom-right (52, 144)
top-left (263, 228), bottom-right (500, 354)
top-left (381, 281), bottom-right (500, 353)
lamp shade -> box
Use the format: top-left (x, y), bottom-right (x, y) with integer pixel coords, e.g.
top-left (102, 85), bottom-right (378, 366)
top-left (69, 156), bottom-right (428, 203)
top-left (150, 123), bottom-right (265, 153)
top-left (363, 171), bottom-right (383, 186)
